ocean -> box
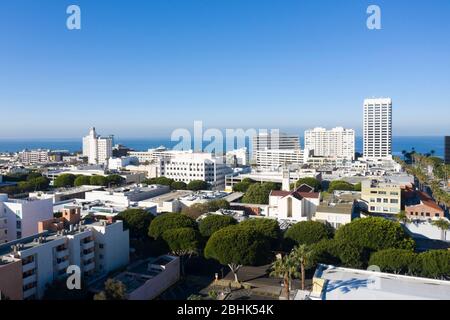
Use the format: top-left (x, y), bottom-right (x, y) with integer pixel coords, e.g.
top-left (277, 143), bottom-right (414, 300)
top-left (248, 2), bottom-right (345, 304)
top-left (0, 136), bottom-right (446, 158)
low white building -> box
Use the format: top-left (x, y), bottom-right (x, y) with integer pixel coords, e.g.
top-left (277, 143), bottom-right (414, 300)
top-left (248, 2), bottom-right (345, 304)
top-left (18, 149), bottom-right (51, 165)
top-left (108, 156), bottom-right (139, 171)
top-left (94, 255), bottom-right (180, 300)
top-left (0, 194), bottom-right (53, 241)
top-left (84, 184), bottom-right (170, 207)
top-left (304, 127), bottom-right (355, 161)
top-left (268, 185), bottom-right (320, 222)
top-left (226, 148), bottom-right (249, 167)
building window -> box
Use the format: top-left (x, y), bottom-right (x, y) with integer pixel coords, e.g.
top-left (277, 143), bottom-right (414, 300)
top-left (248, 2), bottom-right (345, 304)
top-left (287, 197), bottom-right (293, 218)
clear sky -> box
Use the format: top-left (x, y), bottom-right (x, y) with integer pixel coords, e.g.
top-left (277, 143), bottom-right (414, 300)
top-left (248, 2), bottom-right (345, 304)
top-left (0, 0), bottom-right (449, 139)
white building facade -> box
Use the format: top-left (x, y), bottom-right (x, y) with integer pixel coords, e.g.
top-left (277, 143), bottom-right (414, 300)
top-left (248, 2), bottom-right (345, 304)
top-left (363, 98), bottom-right (393, 160)
top-left (82, 127), bottom-right (114, 165)
top-left (304, 127), bottom-right (355, 160)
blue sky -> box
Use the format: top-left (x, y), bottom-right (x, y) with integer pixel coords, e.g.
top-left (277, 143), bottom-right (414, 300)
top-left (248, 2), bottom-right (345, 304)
top-left (0, 0), bottom-right (449, 138)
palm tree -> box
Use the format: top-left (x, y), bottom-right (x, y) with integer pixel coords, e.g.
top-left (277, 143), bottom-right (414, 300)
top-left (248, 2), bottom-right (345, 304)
top-left (270, 254), bottom-right (298, 300)
top-left (431, 219), bottom-right (450, 241)
top-left (396, 211), bottom-right (411, 224)
top-left (291, 245), bottom-right (313, 291)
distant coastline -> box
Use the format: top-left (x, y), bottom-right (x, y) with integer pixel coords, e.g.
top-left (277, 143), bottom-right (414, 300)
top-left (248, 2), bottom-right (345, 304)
top-left (0, 136), bottom-right (446, 158)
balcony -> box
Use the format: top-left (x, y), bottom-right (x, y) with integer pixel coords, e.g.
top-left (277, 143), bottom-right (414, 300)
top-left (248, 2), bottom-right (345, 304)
top-left (83, 261), bottom-right (95, 272)
top-left (22, 274), bottom-right (37, 286)
top-left (23, 287), bottom-right (37, 299)
top-left (56, 259), bottom-right (69, 271)
top-left (22, 261), bottom-right (36, 273)
top-left (82, 241), bottom-right (94, 250)
top-left (56, 249), bottom-right (69, 259)
top-left (82, 251), bottom-right (95, 261)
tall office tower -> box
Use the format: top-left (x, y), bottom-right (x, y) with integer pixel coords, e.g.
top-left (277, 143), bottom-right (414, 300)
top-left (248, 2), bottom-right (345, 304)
top-left (445, 136), bottom-right (450, 165)
top-left (304, 127), bottom-right (355, 160)
top-left (82, 127), bottom-right (113, 165)
top-left (363, 98), bottom-right (393, 160)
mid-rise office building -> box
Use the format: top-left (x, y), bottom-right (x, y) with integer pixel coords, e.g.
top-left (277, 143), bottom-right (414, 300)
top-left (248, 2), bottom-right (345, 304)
top-left (252, 132), bottom-right (300, 159)
top-left (361, 179), bottom-right (401, 214)
top-left (445, 136), bottom-right (450, 165)
top-left (0, 207), bottom-right (129, 300)
top-left (254, 149), bottom-right (304, 170)
top-left (304, 127), bottom-right (355, 160)
top-left (82, 127), bottom-right (113, 165)
top-left (363, 98), bottom-right (393, 160)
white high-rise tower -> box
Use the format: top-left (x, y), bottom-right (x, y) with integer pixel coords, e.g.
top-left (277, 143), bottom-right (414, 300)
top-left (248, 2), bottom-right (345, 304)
top-left (363, 98), bottom-right (393, 160)
top-left (82, 127), bottom-right (113, 165)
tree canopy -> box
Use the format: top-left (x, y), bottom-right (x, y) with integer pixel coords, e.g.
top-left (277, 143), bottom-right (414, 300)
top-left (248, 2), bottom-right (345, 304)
top-left (284, 221), bottom-right (333, 247)
top-left (162, 227), bottom-right (202, 256)
top-left (93, 279), bottom-right (127, 300)
top-left (242, 182), bottom-right (278, 204)
top-left (187, 180), bottom-right (209, 191)
top-left (198, 215), bottom-right (237, 238)
top-left (369, 249), bottom-right (418, 275)
top-left (148, 213), bottom-right (197, 239)
top-left (334, 217), bottom-right (415, 252)
top-left (171, 181), bottom-right (187, 190)
top-left (143, 177), bottom-right (174, 187)
top-left (204, 225), bottom-right (272, 282)
top-left (239, 218), bottom-right (282, 250)
top-left (74, 175), bottom-right (91, 187)
top-left (53, 174), bottom-right (77, 188)
top-left (327, 180), bottom-right (358, 193)
top-left (182, 199), bottom-right (230, 220)
top-left (116, 209), bottom-right (153, 239)
top-left (90, 175), bottom-right (107, 186)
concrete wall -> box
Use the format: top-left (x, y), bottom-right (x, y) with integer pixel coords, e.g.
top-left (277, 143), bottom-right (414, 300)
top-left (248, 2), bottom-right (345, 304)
top-left (0, 259), bottom-right (23, 300)
top-left (404, 221), bottom-right (450, 241)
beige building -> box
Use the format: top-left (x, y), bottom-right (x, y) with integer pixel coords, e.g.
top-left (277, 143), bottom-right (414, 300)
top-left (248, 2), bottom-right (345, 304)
top-left (361, 179), bottom-right (401, 214)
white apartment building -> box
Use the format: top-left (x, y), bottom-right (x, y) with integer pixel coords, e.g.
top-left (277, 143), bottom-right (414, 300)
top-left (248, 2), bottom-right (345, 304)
top-left (158, 152), bottom-right (230, 188)
top-left (363, 98), bottom-right (393, 160)
top-left (0, 213), bottom-right (129, 300)
top-left (18, 149), bottom-right (50, 164)
top-left (82, 127), bottom-right (114, 165)
top-left (0, 194), bottom-right (53, 241)
top-left (304, 127), bottom-right (355, 160)
top-left (108, 156), bottom-right (139, 171)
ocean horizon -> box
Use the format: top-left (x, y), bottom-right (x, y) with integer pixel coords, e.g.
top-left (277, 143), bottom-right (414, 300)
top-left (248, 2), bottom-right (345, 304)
top-left (0, 136), bottom-right (446, 158)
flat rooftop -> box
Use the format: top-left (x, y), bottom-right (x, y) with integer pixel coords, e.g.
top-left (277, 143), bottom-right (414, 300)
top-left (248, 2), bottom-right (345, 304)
top-left (144, 190), bottom-right (193, 203)
top-left (316, 265), bottom-right (450, 300)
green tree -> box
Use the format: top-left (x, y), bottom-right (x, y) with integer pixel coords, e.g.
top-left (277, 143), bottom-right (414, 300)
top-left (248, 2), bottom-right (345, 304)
top-left (143, 177), bottom-right (174, 187)
top-left (171, 181), bottom-right (187, 190)
top-left (106, 174), bottom-right (125, 187)
top-left (333, 240), bottom-right (369, 269)
top-left (242, 182), bottom-right (275, 204)
top-left (162, 227), bottom-right (202, 274)
top-left (204, 225), bottom-right (272, 283)
top-left (187, 180), bottom-right (209, 191)
top-left (182, 200), bottom-right (230, 220)
top-left (417, 250), bottom-right (450, 280)
top-left (93, 279), bottom-right (127, 300)
top-left (353, 182), bottom-right (362, 192)
top-left (74, 175), bottom-right (91, 187)
top-left (90, 175), bottom-right (107, 186)
top-left (328, 180), bottom-right (356, 193)
top-left (198, 215), bottom-right (237, 238)
top-left (53, 174), bottom-right (77, 188)
top-left (232, 178), bottom-right (254, 193)
top-left (291, 245), bottom-right (314, 291)
top-left (239, 218), bottom-right (282, 250)
top-left (369, 249), bottom-right (418, 275)
top-left (116, 209), bottom-right (153, 239)
top-left (270, 254), bottom-right (298, 300)
top-left (334, 217), bottom-right (415, 252)
top-left (291, 178), bottom-right (321, 192)
top-left (309, 239), bottom-right (341, 268)
top-left (284, 221), bottom-right (333, 247)
top-left (148, 213), bottom-right (197, 239)
top-left (205, 199), bottom-right (230, 212)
